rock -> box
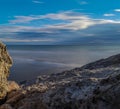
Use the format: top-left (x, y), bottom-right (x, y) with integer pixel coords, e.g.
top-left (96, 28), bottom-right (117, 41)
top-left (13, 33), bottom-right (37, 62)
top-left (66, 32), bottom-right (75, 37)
top-left (0, 104), bottom-right (13, 109)
top-left (0, 42), bottom-right (12, 99)
top-left (7, 81), bottom-right (20, 93)
top-left (6, 90), bottom-right (25, 105)
top-left (80, 54), bottom-right (120, 70)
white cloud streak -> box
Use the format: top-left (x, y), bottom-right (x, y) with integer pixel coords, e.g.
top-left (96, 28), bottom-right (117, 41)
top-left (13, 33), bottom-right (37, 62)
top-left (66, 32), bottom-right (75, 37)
top-left (79, 1), bottom-right (88, 5)
top-left (10, 16), bottom-right (39, 24)
top-left (0, 38), bottom-right (54, 42)
top-left (32, 0), bottom-right (44, 4)
top-left (103, 14), bottom-right (115, 17)
top-left (114, 9), bottom-right (120, 12)
top-left (9, 11), bottom-right (120, 31)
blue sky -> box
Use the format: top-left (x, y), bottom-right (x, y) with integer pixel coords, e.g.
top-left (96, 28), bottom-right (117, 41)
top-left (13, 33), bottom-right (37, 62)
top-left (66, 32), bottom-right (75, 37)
top-left (1, 0), bottom-right (120, 44)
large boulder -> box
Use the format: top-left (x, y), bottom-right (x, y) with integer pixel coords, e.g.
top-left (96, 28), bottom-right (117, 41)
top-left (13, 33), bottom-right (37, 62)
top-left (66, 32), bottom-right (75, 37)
top-left (0, 42), bottom-right (12, 99)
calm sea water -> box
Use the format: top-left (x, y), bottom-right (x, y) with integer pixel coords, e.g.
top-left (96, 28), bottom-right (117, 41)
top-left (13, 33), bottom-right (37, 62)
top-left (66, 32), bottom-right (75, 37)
top-left (7, 45), bottom-right (120, 82)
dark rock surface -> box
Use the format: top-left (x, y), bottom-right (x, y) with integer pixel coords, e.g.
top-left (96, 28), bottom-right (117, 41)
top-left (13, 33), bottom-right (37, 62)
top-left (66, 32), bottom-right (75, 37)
top-left (80, 54), bottom-right (120, 70)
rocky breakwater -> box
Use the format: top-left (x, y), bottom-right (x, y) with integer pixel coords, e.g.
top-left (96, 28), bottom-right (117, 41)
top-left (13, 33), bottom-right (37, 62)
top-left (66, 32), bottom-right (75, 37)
top-left (1, 45), bottom-right (120, 109)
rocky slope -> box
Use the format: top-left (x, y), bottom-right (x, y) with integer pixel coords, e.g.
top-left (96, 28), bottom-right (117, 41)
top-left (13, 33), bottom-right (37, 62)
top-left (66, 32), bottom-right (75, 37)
top-left (0, 42), bottom-right (12, 100)
top-left (1, 43), bottom-right (120, 109)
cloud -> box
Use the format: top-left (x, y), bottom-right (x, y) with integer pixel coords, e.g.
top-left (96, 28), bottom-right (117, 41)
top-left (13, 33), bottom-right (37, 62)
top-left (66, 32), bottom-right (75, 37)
top-left (4, 10), bottom-right (120, 44)
top-left (79, 1), bottom-right (88, 5)
top-left (114, 9), bottom-right (120, 12)
top-left (1, 23), bottom-right (120, 44)
top-left (9, 16), bottom-right (40, 24)
top-left (9, 11), bottom-right (120, 31)
top-left (0, 38), bottom-right (54, 43)
top-left (103, 14), bottom-right (115, 16)
top-left (32, 0), bottom-right (44, 4)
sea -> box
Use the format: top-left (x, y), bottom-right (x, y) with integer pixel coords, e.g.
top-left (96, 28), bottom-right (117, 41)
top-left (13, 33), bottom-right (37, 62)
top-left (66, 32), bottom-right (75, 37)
top-left (7, 45), bottom-right (120, 82)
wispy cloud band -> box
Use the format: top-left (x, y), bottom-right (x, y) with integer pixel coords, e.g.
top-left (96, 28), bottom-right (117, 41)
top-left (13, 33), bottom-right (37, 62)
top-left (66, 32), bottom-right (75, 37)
top-left (32, 0), bottom-right (44, 4)
top-left (2, 10), bottom-right (120, 44)
top-left (9, 11), bottom-right (120, 31)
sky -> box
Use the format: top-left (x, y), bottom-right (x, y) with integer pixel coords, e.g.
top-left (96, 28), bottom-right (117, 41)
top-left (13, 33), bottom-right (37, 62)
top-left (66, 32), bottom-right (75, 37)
top-left (1, 0), bottom-right (120, 45)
